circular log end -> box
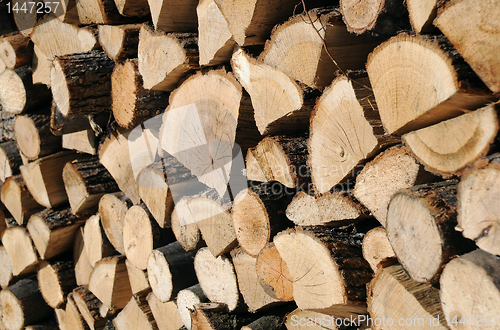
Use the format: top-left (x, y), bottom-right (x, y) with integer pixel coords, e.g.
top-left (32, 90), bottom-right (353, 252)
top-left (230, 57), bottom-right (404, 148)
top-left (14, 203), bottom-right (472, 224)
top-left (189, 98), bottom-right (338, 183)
top-left (147, 249), bottom-right (173, 303)
top-left (0, 289), bottom-right (23, 330)
top-left (112, 60), bottom-right (139, 129)
top-left (255, 243), bottom-right (293, 302)
top-left (123, 205), bottom-right (154, 270)
top-left (0, 69), bottom-right (26, 114)
top-left (38, 262), bottom-right (64, 309)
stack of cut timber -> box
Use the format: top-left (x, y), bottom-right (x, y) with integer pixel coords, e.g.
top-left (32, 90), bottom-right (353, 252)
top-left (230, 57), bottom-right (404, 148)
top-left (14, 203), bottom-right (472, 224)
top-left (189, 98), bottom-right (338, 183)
top-left (0, 0), bottom-right (498, 329)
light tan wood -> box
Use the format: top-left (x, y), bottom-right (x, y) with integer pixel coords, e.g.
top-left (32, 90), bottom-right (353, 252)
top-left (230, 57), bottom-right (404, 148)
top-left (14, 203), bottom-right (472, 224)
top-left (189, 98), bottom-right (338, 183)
top-left (147, 0), bottom-right (198, 32)
top-left (72, 286), bottom-right (108, 330)
top-left (54, 308), bottom-right (67, 330)
top-left (176, 284), bottom-right (208, 330)
top-left (62, 129), bottom-right (98, 155)
top-left (73, 227), bottom-right (93, 286)
top-left (1, 175), bottom-right (43, 225)
top-left (15, 112), bottom-right (62, 161)
top-left (113, 290), bottom-right (158, 330)
top-left (0, 110), bottom-right (15, 142)
top-left (2, 227), bottom-right (39, 276)
top-left (362, 227), bottom-right (396, 272)
top-left (11, 0), bottom-right (38, 37)
top-left (0, 32), bottom-right (32, 69)
top-left (114, 0), bottom-right (149, 17)
top-left (84, 213), bottom-right (116, 267)
top-left (406, 0), bottom-right (438, 33)
top-left (38, 260), bottom-right (76, 309)
top-left (284, 308), bottom-right (339, 330)
top-left (48, 0), bottom-right (81, 24)
top-left (255, 242), bottom-right (293, 302)
top-left (32, 45), bottom-right (52, 86)
top-left (99, 192), bottom-right (131, 255)
top-left (125, 259), bottom-right (150, 295)
top-left (64, 293), bottom-right (89, 330)
top-left (99, 24), bottom-right (141, 62)
top-left (76, 0), bottom-right (127, 24)
top-left (170, 198), bottom-right (201, 251)
top-left (0, 246), bottom-right (16, 289)
top-left (147, 292), bottom-right (185, 330)
top-left (0, 141), bottom-right (22, 182)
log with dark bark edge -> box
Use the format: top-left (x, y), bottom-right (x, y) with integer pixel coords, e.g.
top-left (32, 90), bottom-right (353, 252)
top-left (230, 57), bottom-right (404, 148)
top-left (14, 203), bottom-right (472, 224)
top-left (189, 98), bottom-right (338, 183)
top-left (457, 154), bottom-right (500, 256)
top-left (406, 0), bottom-right (439, 33)
top-left (125, 259), bottom-right (150, 295)
top-left (50, 102), bottom-right (109, 137)
top-left (366, 33), bottom-right (496, 136)
top-left (232, 182), bottom-right (294, 257)
top-left (0, 67), bottom-right (51, 114)
top-left (0, 32), bottom-right (33, 69)
top-left (113, 0), bottom-right (150, 17)
top-left (138, 24), bottom-right (198, 91)
top-left (65, 292), bottom-right (90, 330)
top-left (0, 245), bottom-right (17, 289)
top-left (51, 50), bottom-right (115, 117)
top-left (76, 0), bottom-right (135, 24)
top-left (285, 191), bottom-right (370, 227)
top-left (84, 214), bottom-right (116, 267)
top-left (99, 192), bottom-right (132, 255)
top-left (27, 206), bottom-right (86, 260)
top-left (196, 0), bottom-right (235, 67)
top-left (63, 129), bottom-right (99, 155)
top-left (2, 227), bottom-right (39, 276)
top-left (63, 156), bottom-right (120, 215)
top-left (190, 303), bottom-right (260, 330)
top-left (98, 24), bottom-right (141, 62)
top-left (362, 227), bottom-right (395, 273)
top-left (177, 284), bottom-right (209, 330)
top-left (88, 255), bottom-right (133, 310)
top-left (259, 7), bottom-right (382, 89)
top-left (273, 225), bottom-right (373, 316)
top-left (171, 198), bottom-right (202, 252)
top-left (402, 103), bottom-right (499, 178)
top-left (241, 314), bottom-right (287, 330)
top-left (367, 264), bottom-right (448, 330)
top-left (255, 242), bottom-right (293, 303)
top-left (123, 204), bottom-right (175, 270)
top-left (148, 0), bottom-right (198, 32)
top-left (54, 308), bottom-right (67, 330)
top-left (111, 58), bottom-right (168, 129)
top-left (386, 180), bottom-right (476, 284)
top-left (38, 260), bottom-right (76, 309)
top-left (32, 44), bottom-right (51, 86)
top-left (0, 140), bottom-right (22, 181)
top-left (147, 241), bottom-right (198, 303)
top-left (353, 144), bottom-right (438, 227)
top-left (113, 289), bottom-right (158, 330)
top-left (21, 151), bottom-right (84, 208)
top-left (11, 0), bottom-right (43, 37)
top-left (231, 48), bottom-right (315, 136)
top-left (14, 111), bottom-right (62, 161)
top-left (0, 109), bottom-right (16, 142)
top-left (284, 308), bottom-right (347, 330)
top-left (48, 0), bottom-right (80, 24)
top-left (436, 0), bottom-right (500, 93)
top-left (147, 292), bottom-right (185, 330)
top-left (194, 248), bottom-right (240, 312)
top-left (74, 226), bottom-right (93, 286)
top-left (72, 286), bottom-right (108, 330)
top-left (1, 175), bottom-right (43, 225)
top-left (309, 73), bottom-right (399, 194)
top-left (0, 277), bottom-right (53, 330)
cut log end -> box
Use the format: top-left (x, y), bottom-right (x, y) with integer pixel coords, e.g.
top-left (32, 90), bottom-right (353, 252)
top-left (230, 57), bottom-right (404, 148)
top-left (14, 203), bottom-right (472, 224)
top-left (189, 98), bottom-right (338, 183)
top-left (255, 243), bottom-right (293, 302)
top-left (0, 69), bottom-right (26, 114)
top-left (50, 61), bottom-right (71, 116)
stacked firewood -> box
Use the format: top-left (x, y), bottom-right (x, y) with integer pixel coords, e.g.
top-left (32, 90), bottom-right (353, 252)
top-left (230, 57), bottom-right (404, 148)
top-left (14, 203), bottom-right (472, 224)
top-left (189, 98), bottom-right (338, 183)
top-left (0, 0), bottom-right (498, 329)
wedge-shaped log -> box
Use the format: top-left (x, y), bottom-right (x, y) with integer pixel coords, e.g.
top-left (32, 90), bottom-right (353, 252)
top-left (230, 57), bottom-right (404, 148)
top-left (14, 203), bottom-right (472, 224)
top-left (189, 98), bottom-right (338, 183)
top-left (406, 0), bottom-right (438, 33)
top-left (1, 175), bottom-right (43, 225)
top-left (73, 227), bottom-right (93, 286)
top-left (99, 192), bottom-right (131, 255)
top-left (113, 290), bottom-right (158, 330)
top-left (176, 284), bottom-right (208, 330)
top-left (2, 227), bottom-right (40, 276)
top-left (98, 24), bottom-right (141, 63)
top-left (255, 242), bottom-right (293, 302)
top-left (147, 292), bottom-right (185, 330)
top-left (170, 198), bottom-right (202, 252)
top-left (114, 0), bottom-right (149, 17)
top-left (147, 0), bottom-right (198, 32)
top-left (0, 141), bottom-right (22, 182)
top-left (72, 286), bottom-right (108, 330)
top-left (38, 260), bottom-right (76, 309)
top-left (125, 259), bottom-right (150, 295)
top-left (84, 213), bottom-right (116, 267)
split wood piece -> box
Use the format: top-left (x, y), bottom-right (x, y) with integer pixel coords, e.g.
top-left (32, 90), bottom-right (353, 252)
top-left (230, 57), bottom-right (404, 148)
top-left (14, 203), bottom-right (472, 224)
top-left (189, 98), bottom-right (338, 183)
top-left (125, 259), bottom-right (150, 295)
top-left (0, 141), bottom-right (22, 181)
top-left (402, 103), bottom-right (499, 177)
top-left (138, 25), bottom-right (198, 91)
top-left (0, 32), bottom-right (33, 69)
top-left (231, 247), bottom-right (280, 312)
top-left (27, 206), bottom-right (85, 260)
top-left (98, 24), bottom-right (141, 62)
top-left (196, 0), bottom-right (235, 67)
top-left (0, 1), bottom-right (16, 36)
top-left (340, 0), bottom-right (410, 35)
top-left (148, 0), bottom-right (198, 32)
top-left (284, 308), bottom-right (340, 330)
top-left (1, 175), bottom-right (43, 225)
top-left (177, 284), bottom-right (209, 330)
top-left (72, 286), bottom-right (108, 330)
top-left (63, 156), bottom-right (120, 215)
top-left (241, 314), bottom-right (287, 330)
top-left (84, 214), bottom-right (116, 267)
top-left (255, 242), bottom-right (293, 302)
top-left (114, 0), bottom-right (149, 17)
top-left (147, 241), bottom-right (198, 302)
top-left (73, 226), bottom-right (93, 286)
top-left (11, 0), bottom-right (41, 37)
top-left (65, 292), bottom-right (90, 330)
top-left (113, 290), bottom-right (158, 330)
top-left (63, 130), bottom-right (99, 155)
top-left (246, 135), bottom-right (309, 189)
top-left (232, 182), bottom-right (294, 257)
top-left (353, 144), bottom-right (438, 227)
top-left (99, 192), bottom-right (132, 255)
top-left (440, 249), bottom-right (500, 329)
top-left (386, 180), bottom-right (475, 283)
top-left (273, 226), bottom-right (372, 315)
top-left (0, 67), bottom-right (52, 114)
top-left (457, 154), bottom-right (500, 255)
top-left (0, 246), bottom-right (17, 289)
top-left (112, 58), bottom-right (168, 129)
top-left (436, 0), bottom-right (500, 93)
top-left (0, 110), bottom-right (16, 142)
top-left (123, 204), bottom-right (175, 270)
top-left (406, 0), bottom-right (438, 33)
top-left (51, 50), bottom-right (114, 117)
top-left (50, 0), bottom-right (80, 24)
top-left (15, 112), bottom-right (62, 161)
top-left (171, 198), bottom-right (202, 252)
top-left (286, 191), bottom-right (370, 226)
top-left (88, 255), bottom-right (133, 310)
top-left (366, 33), bottom-right (495, 135)
top-left (190, 303), bottom-right (259, 330)
top-left (147, 292), bottom-right (185, 330)
top-left (193, 248), bottom-right (240, 312)
top-left (259, 8), bottom-right (381, 89)
top-left (309, 74), bottom-right (398, 193)
top-left (21, 151), bottom-right (84, 208)
top-left (50, 102), bottom-right (109, 136)
top-left (362, 227), bottom-right (396, 273)
top-left (367, 264), bottom-right (448, 330)
top-left (38, 260), bottom-right (76, 309)
top-left (99, 128), bottom-right (141, 204)
top-left (0, 277), bottom-right (53, 330)
top-left (76, 0), bottom-right (131, 24)
top-left (32, 44), bottom-right (51, 86)
top-left (231, 48), bottom-right (314, 135)
top-left (54, 308), bottom-right (67, 330)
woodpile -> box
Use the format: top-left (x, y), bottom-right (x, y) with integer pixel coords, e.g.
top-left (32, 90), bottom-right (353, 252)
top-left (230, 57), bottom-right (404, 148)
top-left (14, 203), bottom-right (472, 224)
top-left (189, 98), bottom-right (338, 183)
top-left (0, 0), bottom-right (498, 329)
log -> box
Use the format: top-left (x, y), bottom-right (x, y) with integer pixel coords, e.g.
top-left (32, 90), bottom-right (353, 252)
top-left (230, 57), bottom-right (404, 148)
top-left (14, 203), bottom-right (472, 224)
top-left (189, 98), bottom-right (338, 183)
top-left (125, 259), bottom-right (150, 295)
top-left (113, 290), bottom-right (158, 330)
top-left (113, 0), bottom-right (149, 17)
top-left (51, 50), bottom-right (115, 117)
top-left (0, 246), bottom-right (16, 289)
top-left (63, 156), bottom-right (120, 215)
top-left (50, 102), bottom-right (109, 136)
top-left (11, 0), bottom-right (42, 37)
top-left (0, 140), bottom-right (22, 181)
top-left (170, 198), bottom-right (202, 252)
top-left (255, 243), bottom-right (293, 302)
top-left (138, 24), bottom-right (198, 91)
top-left (65, 292), bottom-right (90, 330)
top-left (176, 284), bottom-right (209, 330)
top-left (0, 110), bottom-right (15, 142)
top-left (190, 303), bottom-right (259, 330)
top-left (147, 292), bottom-right (185, 330)
top-left (99, 192), bottom-right (132, 255)
top-left (148, 0), bottom-right (198, 32)
top-left (0, 1), bottom-right (16, 36)
top-left (366, 33), bottom-right (495, 135)
top-left (73, 226), bottom-right (93, 286)
top-left (50, 0), bottom-right (81, 24)
top-left (367, 264), bottom-right (448, 330)
top-left (76, 0), bottom-right (130, 24)
top-left (63, 130), bottom-right (99, 155)
top-left (284, 308), bottom-right (341, 329)
top-left (361, 227), bottom-right (396, 273)
top-left (0, 277), bottom-right (53, 330)
top-left (402, 102), bottom-right (499, 177)
top-left (386, 180), bottom-right (475, 283)
top-left (147, 241), bottom-right (198, 302)
top-left (1, 175), bottom-right (43, 225)
top-left (406, 0), bottom-right (438, 33)
top-left (232, 182), bottom-right (294, 257)
top-left (32, 44), bottom-right (51, 85)
top-left (3, 226), bottom-right (39, 276)
top-left (72, 286), bottom-right (108, 330)
top-left (0, 32), bottom-right (33, 69)
top-left (38, 260), bottom-right (76, 309)
top-left (111, 58), bottom-right (168, 129)
top-left (27, 206), bottom-right (86, 260)
top-left (84, 214), bottom-right (116, 267)
top-left (193, 247), bottom-right (240, 312)
top-left (98, 24), bottom-right (141, 62)
top-left (54, 308), bottom-right (67, 330)
top-left (457, 154), bottom-right (500, 256)
top-left (241, 314), bottom-right (286, 330)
